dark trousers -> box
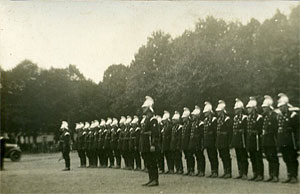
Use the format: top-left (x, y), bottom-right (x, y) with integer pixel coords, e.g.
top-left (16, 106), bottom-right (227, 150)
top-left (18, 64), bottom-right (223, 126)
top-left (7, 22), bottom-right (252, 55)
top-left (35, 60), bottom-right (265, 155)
top-left (163, 151), bottom-right (174, 172)
top-left (206, 147), bottom-right (219, 174)
top-left (122, 151), bottom-right (129, 168)
top-left (91, 149), bottom-right (97, 166)
top-left (157, 152), bottom-right (165, 171)
top-left (77, 149), bottom-right (86, 167)
top-left (218, 148), bottom-right (232, 175)
top-left (86, 150), bottom-right (92, 166)
top-left (141, 152), bottom-right (147, 170)
top-left (144, 152), bottom-right (159, 181)
top-left (184, 150), bottom-right (195, 172)
top-left (263, 146), bottom-right (279, 177)
top-left (62, 151), bottom-right (70, 168)
top-left (249, 150), bottom-right (264, 177)
top-left (105, 149), bottom-right (114, 167)
top-left (194, 149), bottom-right (206, 174)
top-left (128, 150), bottom-right (134, 169)
top-left (133, 150), bottom-right (141, 169)
top-left (280, 146), bottom-right (298, 178)
top-left (113, 149), bottom-right (121, 167)
top-left (173, 150), bottom-right (183, 172)
top-left (235, 148), bottom-right (248, 176)
top-left (98, 149), bottom-right (106, 167)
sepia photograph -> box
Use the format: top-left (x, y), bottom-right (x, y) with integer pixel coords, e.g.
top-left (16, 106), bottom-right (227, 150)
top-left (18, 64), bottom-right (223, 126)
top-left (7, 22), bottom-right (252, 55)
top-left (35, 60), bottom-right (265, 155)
top-left (0, 0), bottom-right (299, 193)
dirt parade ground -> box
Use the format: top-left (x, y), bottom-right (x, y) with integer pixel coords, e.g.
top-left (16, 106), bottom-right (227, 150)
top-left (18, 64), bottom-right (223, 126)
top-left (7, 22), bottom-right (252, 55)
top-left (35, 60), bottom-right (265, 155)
top-left (1, 151), bottom-right (299, 194)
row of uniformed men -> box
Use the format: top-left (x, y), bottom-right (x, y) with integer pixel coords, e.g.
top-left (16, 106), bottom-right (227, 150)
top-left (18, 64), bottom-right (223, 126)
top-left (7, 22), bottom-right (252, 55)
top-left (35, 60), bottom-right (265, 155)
top-left (70, 93), bottom-right (298, 184)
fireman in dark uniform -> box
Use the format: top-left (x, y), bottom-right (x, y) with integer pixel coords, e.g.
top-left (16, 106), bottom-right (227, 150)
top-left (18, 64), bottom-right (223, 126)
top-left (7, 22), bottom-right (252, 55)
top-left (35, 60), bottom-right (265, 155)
top-left (277, 93), bottom-right (299, 184)
top-left (215, 100), bottom-right (232, 178)
top-left (261, 95), bottom-right (279, 182)
top-left (59, 121), bottom-right (71, 171)
top-left (104, 118), bottom-right (114, 168)
top-left (203, 102), bottom-right (218, 178)
top-left (181, 107), bottom-right (194, 175)
top-left (231, 98), bottom-right (248, 180)
top-left (92, 120), bottom-right (100, 167)
top-left (139, 115), bottom-right (147, 172)
top-left (131, 116), bottom-right (142, 170)
top-left (170, 111), bottom-right (183, 174)
top-left (111, 118), bottom-right (121, 168)
top-left (76, 122), bottom-right (87, 167)
top-left (123, 116), bottom-right (132, 170)
top-left (246, 97), bottom-right (264, 181)
top-left (161, 111), bottom-right (174, 174)
top-left (85, 122), bottom-right (93, 168)
top-left (189, 105), bottom-right (206, 177)
top-left (156, 115), bottom-right (165, 173)
top-left (118, 116), bottom-right (126, 169)
top-left (128, 117), bottom-right (135, 170)
top-left (98, 119), bottom-right (106, 168)
top-left (141, 96), bottom-right (160, 187)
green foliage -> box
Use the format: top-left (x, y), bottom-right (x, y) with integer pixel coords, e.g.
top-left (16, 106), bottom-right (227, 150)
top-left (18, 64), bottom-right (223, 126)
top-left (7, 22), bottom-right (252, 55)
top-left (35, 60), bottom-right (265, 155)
top-left (1, 5), bottom-right (299, 135)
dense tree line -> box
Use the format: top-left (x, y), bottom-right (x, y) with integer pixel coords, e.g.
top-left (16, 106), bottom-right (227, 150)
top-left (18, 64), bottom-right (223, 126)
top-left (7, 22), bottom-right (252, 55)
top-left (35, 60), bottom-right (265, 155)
top-left (1, 5), bottom-right (299, 138)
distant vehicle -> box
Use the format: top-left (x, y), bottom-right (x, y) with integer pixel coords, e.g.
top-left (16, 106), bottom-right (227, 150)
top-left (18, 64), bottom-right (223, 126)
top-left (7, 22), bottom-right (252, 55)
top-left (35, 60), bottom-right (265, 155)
top-left (4, 139), bottom-right (22, 162)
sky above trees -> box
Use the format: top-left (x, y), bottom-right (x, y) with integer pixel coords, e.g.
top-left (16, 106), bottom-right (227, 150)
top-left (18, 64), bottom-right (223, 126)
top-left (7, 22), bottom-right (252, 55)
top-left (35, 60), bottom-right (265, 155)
top-left (0, 1), bottom-right (298, 83)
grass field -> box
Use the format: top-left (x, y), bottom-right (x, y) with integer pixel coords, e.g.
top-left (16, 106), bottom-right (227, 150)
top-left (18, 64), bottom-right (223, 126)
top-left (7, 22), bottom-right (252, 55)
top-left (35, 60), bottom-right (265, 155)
top-left (1, 151), bottom-right (299, 194)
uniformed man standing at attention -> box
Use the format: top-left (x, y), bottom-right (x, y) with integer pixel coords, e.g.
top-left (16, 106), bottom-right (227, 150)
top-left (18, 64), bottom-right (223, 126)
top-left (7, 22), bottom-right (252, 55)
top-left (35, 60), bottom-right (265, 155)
top-left (59, 121), bottom-right (71, 171)
top-left (141, 96), bottom-right (160, 187)
top-left (76, 122), bottom-right (87, 168)
top-left (276, 93), bottom-right (299, 184)
top-left (117, 116), bottom-right (126, 169)
top-left (246, 97), bottom-right (264, 181)
top-left (139, 115), bottom-right (147, 172)
top-left (203, 102), bottom-right (219, 178)
top-left (98, 119), bottom-right (106, 168)
top-left (231, 98), bottom-right (248, 180)
top-left (261, 95), bottom-right (279, 182)
top-left (189, 105), bottom-right (206, 177)
top-left (215, 100), bottom-right (232, 178)
top-left (170, 111), bottom-right (183, 174)
top-left (181, 107), bottom-right (194, 175)
top-left (156, 115), bottom-right (165, 174)
top-left (131, 116), bottom-right (141, 170)
top-left (104, 118), bottom-right (114, 168)
top-left (111, 118), bottom-right (121, 168)
top-left (161, 111), bottom-right (174, 174)
top-left (123, 116), bottom-right (132, 170)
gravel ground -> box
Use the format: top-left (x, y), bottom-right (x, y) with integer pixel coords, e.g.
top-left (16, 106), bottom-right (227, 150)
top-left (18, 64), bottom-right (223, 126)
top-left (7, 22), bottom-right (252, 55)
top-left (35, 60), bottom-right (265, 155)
top-left (1, 151), bottom-right (299, 194)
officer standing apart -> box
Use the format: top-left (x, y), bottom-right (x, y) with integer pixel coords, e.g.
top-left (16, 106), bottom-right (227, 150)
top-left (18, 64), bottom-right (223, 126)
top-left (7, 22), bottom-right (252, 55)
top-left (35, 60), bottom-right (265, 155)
top-left (277, 93), bottom-right (299, 183)
top-left (59, 121), bottom-right (71, 171)
top-left (141, 96), bottom-right (160, 186)
top-left (261, 95), bottom-right (279, 182)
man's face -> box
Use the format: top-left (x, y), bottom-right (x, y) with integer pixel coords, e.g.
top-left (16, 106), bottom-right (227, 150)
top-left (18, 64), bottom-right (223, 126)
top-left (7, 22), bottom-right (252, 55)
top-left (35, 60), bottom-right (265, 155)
top-left (183, 117), bottom-right (188, 122)
top-left (247, 107), bottom-right (254, 114)
top-left (234, 108), bottom-right (242, 115)
top-left (142, 107), bottom-right (148, 114)
top-left (262, 107), bottom-right (270, 115)
top-left (216, 111), bottom-right (223, 117)
top-left (204, 112), bottom-right (210, 117)
top-left (279, 104), bottom-right (288, 113)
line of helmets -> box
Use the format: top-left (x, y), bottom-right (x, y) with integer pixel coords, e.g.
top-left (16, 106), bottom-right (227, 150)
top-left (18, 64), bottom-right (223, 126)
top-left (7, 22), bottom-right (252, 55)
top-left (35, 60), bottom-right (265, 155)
top-left (60, 92), bottom-right (298, 131)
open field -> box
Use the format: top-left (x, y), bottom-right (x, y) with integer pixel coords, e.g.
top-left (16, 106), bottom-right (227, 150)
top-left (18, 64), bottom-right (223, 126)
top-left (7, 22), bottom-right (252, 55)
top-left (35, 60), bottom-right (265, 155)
top-left (1, 151), bottom-right (299, 194)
